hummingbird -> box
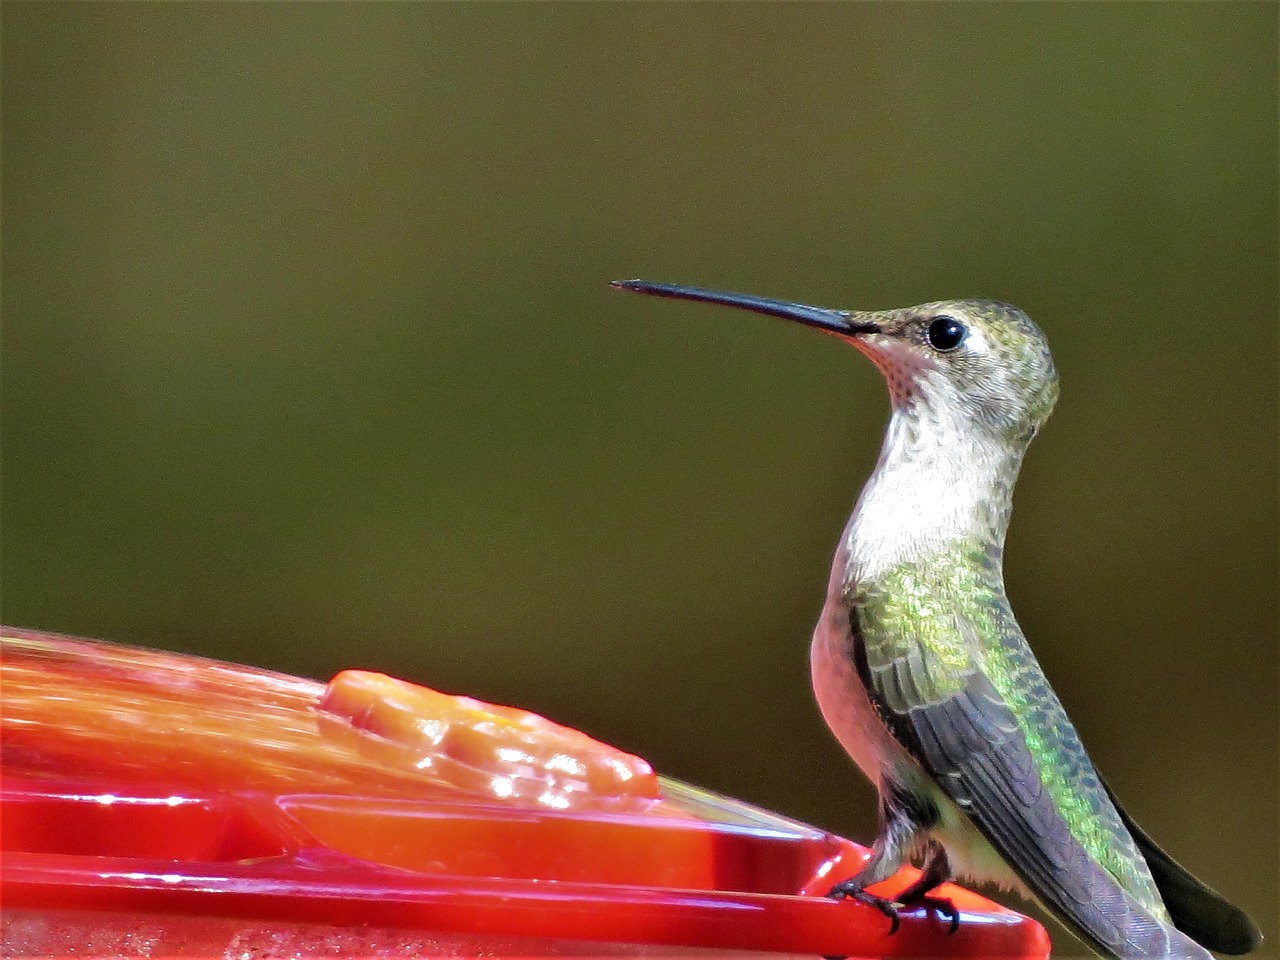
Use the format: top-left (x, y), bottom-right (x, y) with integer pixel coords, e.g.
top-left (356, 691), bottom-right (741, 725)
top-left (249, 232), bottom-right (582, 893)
top-left (611, 279), bottom-right (1260, 960)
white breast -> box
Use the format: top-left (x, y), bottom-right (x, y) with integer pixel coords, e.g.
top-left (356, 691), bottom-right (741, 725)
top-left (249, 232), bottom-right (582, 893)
top-left (844, 405), bottom-right (1006, 584)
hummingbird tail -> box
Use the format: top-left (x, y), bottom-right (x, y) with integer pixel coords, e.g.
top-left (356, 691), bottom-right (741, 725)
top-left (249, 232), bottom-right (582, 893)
top-left (1100, 777), bottom-right (1261, 955)
top-left (1042, 858), bottom-right (1221, 960)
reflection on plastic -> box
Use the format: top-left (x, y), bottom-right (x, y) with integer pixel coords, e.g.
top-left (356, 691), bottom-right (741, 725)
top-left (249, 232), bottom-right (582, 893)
top-left (318, 669), bottom-right (659, 810)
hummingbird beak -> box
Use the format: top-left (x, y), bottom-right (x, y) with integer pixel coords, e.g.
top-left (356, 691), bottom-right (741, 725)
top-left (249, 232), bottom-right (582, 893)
top-left (611, 280), bottom-right (880, 338)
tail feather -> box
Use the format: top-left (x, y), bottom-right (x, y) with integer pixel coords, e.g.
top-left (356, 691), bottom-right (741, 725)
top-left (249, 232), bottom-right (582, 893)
top-left (1042, 852), bottom-right (1216, 960)
top-left (1100, 776), bottom-right (1261, 955)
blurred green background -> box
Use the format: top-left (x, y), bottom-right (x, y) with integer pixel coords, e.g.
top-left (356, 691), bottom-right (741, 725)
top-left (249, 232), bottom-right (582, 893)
top-left (3, 3), bottom-right (1276, 954)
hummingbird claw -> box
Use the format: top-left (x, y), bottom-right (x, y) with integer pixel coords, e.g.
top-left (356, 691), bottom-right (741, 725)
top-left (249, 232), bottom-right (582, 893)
top-left (827, 880), bottom-right (962, 937)
top-left (825, 880), bottom-right (903, 935)
top-left (902, 893), bottom-right (961, 935)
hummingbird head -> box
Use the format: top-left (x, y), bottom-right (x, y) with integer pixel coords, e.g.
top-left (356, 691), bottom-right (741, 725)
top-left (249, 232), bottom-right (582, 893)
top-left (851, 299), bottom-right (1060, 444)
top-left (611, 281), bottom-right (1059, 446)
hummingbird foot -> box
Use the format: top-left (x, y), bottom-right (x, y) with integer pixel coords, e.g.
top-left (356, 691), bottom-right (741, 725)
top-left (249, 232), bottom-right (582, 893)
top-left (824, 802), bottom-right (952, 948)
top-left (822, 882), bottom-right (905, 959)
top-left (826, 840), bottom-right (960, 939)
top-left (895, 843), bottom-right (960, 934)
top-left (825, 881), bottom-right (906, 934)
top-left (898, 892), bottom-right (960, 935)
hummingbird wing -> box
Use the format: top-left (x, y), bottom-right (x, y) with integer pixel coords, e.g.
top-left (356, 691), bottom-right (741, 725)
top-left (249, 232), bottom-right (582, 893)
top-left (852, 596), bottom-right (1251, 959)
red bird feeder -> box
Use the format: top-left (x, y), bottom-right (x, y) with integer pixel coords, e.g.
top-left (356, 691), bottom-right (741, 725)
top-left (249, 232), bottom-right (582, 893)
top-left (1, 627), bottom-right (1049, 959)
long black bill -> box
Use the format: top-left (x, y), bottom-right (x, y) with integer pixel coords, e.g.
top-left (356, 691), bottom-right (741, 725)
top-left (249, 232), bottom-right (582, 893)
top-left (611, 279), bottom-right (879, 337)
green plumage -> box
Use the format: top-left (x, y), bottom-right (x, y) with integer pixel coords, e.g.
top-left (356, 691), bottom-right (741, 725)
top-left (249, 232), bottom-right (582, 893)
top-left (853, 541), bottom-right (1169, 919)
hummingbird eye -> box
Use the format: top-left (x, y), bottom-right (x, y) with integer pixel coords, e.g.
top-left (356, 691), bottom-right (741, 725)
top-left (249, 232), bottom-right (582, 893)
top-left (926, 316), bottom-right (967, 352)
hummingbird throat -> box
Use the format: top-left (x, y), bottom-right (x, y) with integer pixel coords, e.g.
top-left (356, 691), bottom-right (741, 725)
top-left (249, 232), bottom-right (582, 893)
top-left (843, 395), bottom-right (1024, 588)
